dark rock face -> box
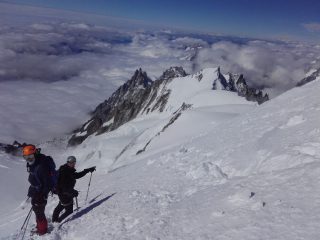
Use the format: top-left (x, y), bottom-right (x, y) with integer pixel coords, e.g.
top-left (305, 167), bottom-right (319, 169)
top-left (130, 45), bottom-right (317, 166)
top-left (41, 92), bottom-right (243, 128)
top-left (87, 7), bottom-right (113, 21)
top-left (234, 74), bottom-right (269, 104)
top-left (214, 67), bottom-right (269, 104)
top-left (141, 66), bottom-right (187, 114)
top-left (68, 67), bottom-right (187, 146)
top-left (0, 141), bottom-right (27, 156)
top-left (68, 66), bottom-right (268, 146)
top-left (159, 66), bottom-right (187, 81)
top-left (296, 68), bottom-right (320, 87)
top-left (213, 67), bottom-right (229, 89)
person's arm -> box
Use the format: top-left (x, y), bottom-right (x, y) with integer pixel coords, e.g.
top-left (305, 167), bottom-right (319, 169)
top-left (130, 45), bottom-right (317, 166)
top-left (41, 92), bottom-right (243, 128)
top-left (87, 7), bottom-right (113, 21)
top-left (74, 170), bottom-right (88, 179)
top-left (74, 167), bottom-right (96, 179)
top-left (38, 164), bottom-right (50, 196)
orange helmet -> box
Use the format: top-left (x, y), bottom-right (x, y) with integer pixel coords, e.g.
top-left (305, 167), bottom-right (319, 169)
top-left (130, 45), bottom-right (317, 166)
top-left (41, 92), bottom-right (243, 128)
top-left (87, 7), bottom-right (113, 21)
top-left (23, 145), bottom-right (37, 156)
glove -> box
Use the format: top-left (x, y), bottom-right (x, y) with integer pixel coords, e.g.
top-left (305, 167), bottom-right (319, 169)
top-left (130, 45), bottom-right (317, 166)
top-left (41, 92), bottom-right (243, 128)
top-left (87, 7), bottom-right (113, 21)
top-left (27, 186), bottom-right (38, 198)
top-left (72, 189), bottom-right (79, 197)
top-left (85, 166), bottom-right (96, 173)
top-left (20, 198), bottom-right (31, 210)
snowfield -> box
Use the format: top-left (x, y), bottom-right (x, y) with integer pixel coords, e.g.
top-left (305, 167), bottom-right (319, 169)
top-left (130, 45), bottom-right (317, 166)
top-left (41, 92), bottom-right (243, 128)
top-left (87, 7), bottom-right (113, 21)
top-left (0, 70), bottom-right (320, 240)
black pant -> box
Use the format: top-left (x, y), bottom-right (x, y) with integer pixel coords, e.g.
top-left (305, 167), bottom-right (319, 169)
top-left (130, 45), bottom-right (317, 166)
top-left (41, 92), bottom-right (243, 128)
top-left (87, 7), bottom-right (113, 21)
top-left (31, 195), bottom-right (47, 221)
top-left (31, 196), bottom-right (48, 234)
top-left (32, 203), bottom-right (46, 221)
top-left (52, 202), bottom-right (73, 223)
top-left (52, 194), bottom-right (74, 223)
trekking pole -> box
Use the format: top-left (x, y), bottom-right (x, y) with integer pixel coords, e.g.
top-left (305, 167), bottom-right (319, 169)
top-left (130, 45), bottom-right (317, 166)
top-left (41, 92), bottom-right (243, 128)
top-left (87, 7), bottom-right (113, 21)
top-left (75, 197), bottom-right (79, 211)
top-left (19, 207), bottom-right (32, 240)
top-left (85, 172), bottom-right (93, 203)
top-left (20, 206), bottom-right (32, 231)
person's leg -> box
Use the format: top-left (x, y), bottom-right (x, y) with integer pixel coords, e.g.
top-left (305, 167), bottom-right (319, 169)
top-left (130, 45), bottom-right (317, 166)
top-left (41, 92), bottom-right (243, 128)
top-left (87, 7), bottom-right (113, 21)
top-left (31, 195), bottom-right (48, 235)
top-left (57, 203), bottom-right (74, 223)
top-left (32, 204), bottom-right (47, 235)
top-left (52, 203), bottom-right (64, 223)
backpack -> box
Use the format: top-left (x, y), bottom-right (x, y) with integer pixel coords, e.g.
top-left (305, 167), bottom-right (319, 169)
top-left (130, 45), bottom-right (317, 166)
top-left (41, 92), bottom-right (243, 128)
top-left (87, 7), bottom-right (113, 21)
top-left (41, 154), bottom-right (59, 194)
top-left (34, 148), bottom-right (58, 194)
top-left (26, 149), bottom-right (59, 195)
top-left (32, 148), bottom-right (59, 194)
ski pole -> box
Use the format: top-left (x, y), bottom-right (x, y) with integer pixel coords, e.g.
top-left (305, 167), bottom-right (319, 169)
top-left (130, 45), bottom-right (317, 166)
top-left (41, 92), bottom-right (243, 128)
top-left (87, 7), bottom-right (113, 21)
top-left (20, 206), bottom-right (32, 231)
top-left (20, 207), bottom-right (32, 240)
top-left (85, 172), bottom-right (93, 202)
top-left (75, 197), bottom-right (79, 211)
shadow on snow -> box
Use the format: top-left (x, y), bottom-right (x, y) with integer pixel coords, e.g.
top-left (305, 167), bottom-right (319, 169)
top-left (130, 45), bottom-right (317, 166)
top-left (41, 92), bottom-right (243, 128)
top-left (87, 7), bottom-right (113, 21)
top-left (59, 193), bottom-right (116, 228)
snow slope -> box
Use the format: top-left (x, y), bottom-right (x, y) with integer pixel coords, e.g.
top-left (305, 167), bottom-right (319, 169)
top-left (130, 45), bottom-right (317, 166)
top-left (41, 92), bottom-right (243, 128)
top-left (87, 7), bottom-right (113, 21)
top-left (1, 73), bottom-right (320, 240)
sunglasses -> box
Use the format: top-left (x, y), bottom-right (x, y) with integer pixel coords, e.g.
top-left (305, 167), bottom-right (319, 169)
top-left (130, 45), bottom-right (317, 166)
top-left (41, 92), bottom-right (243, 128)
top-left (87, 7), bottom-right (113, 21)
top-left (23, 154), bottom-right (35, 162)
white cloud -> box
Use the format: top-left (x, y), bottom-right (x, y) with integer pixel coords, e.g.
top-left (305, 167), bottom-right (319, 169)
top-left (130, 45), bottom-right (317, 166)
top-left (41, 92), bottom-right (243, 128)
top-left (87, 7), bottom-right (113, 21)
top-left (0, 21), bottom-right (196, 143)
top-left (0, 5), bottom-right (319, 144)
top-left (195, 40), bottom-right (320, 89)
top-left (173, 37), bottom-right (209, 47)
top-left (302, 22), bottom-right (320, 32)
top-left (31, 23), bottom-right (53, 31)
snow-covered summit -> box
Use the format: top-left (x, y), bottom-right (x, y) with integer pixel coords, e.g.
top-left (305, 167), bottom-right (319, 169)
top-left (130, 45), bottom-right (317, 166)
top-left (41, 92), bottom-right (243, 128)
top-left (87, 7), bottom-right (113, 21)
top-left (68, 67), bottom-right (268, 146)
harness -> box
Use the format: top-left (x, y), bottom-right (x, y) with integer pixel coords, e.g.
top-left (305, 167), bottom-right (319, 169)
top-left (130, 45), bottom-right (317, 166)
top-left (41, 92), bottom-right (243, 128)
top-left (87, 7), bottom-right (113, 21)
top-left (60, 199), bottom-right (73, 206)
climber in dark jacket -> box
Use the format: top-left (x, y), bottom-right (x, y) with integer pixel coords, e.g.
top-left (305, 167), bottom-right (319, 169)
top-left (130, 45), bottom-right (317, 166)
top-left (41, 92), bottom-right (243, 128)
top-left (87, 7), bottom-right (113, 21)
top-left (23, 144), bottom-right (54, 235)
top-left (52, 156), bottom-right (96, 223)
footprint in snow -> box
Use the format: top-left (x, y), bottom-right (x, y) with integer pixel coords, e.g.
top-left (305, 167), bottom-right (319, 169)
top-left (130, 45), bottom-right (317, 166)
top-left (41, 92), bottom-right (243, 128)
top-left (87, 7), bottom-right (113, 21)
top-left (279, 115), bottom-right (306, 129)
top-left (293, 142), bottom-right (320, 157)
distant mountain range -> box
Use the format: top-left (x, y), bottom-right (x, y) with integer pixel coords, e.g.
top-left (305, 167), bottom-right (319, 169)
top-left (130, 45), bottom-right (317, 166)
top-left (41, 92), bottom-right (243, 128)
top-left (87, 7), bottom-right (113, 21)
top-left (296, 68), bottom-right (320, 87)
top-left (1, 65), bottom-right (319, 153)
top-left (68, 66), bottom-right (269, 146)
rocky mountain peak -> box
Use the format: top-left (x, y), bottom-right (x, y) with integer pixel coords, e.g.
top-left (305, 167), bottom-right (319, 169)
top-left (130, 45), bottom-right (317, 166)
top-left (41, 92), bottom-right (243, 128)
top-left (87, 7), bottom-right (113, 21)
top-left (236, 74), bottom-right (269, 104)
top-left (0, 141), bottom-right (27, 156)
top-left (214, 67), bottom-right (229, 89)
top-left (68, 68), bottom-right (154, 146)
top-left (213, 68), bottom-right (269, 104)
top-left (68, 66), bottom-right (269, 146)
top-left (296, 68), bottom-right (320, 87)
top-left (235, 74), bottom-right (247, 95)
top-left (128, 68), bottom-right (153, 88)
top-left (159, 66), bottom-right (188, 81)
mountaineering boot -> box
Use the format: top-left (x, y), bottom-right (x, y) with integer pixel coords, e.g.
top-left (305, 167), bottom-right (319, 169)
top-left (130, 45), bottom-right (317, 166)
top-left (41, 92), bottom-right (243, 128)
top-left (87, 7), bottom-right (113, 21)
top-left (36, 218), bottom-right (48, 235)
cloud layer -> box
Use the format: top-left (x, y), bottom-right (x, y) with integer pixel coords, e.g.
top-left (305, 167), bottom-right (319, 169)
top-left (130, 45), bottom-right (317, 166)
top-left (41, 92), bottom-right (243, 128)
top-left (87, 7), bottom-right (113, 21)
top-left (0, 22), bottom-right (198, 143)
top-left (196, 40), bottom-right (320, 90)
top-left (302, 22), bottom-right (320, 32)
top-left (1, 9), bottom-right (319, 143)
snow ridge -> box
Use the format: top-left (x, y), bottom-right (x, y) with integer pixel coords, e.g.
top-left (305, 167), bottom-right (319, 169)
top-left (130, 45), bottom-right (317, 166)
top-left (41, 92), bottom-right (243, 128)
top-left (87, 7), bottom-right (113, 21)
top-left (68, 66), bottom-right (267, 146)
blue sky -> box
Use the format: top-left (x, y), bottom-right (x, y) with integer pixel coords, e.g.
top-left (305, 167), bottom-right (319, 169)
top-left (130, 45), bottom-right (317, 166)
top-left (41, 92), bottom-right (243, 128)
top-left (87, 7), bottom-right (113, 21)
top-left (2, 0), bottom-right (320, 40)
